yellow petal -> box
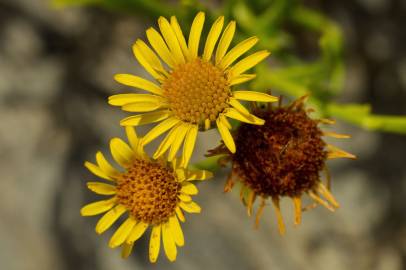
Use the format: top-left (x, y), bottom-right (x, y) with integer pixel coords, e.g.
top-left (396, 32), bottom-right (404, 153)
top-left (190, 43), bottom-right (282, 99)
top-left (87, 182), bottom-right (116, 195)
top-left (323, 131), bottom-right (351, 139)
top-left (146, 27), bottom-right (176, 68)
top-left (204, 118), bottom-right (211, 130)
top-left (114, 74), bottom-right (163, 96)
top-left (109, 217), bottom-right (137, 248)
top-left (80, 197), bottom-right (116, 216)
top-left (127, 221), bottom-right (149, 243)
top-left (108, 93), bottom-right (164, 106)
top-left (96, 151), bottom-right (119, 178)
top-left (121, 101), bottom-right (165, 113)
top-left (216, 115), bottom-right (236, 153)
top-left (219, 36), bottom-right (258, 69)
top-left (120, 110), bottom-right (170, 126)
top-left (175, 206), bottom-right (185, 223)
top-left (110, 138), bottom-right (134, 167)
top-left (175, 168), bottom-right (186, 182)
top-left (178, 193), bottom-right (192, 202)
top-left (135, 39), bottom-right (168, 77)
top-left (125, 126), bottom-right (139, 151)
top-left (179, 201), bottom-right (201, 213)
top-left (188, 12), bottom-right (205, 59)
top-left (158, 16), bottom-right (184, 64)
top-left (132, 43), bottom-right (165, 81)
top-left (186, 170), bottom-right (213, 181)
top-left (170, 16), bottom-right (190, 60)
top-left (181, 124), bottom-right (198, 168)
top-left (228, 97), bottom-right (250, 116)
top-left (95, 204), bottom-right (126, 234)
top-left (162, 222), bottom-right (177, 262)
top-left (229, 74), bottom-right (256, 86)
top-left (121, 243), bottom-right (134, 259)
top-left (153, 123), bottom-right (181, 159)
top-left (149, 225), bottom-right (161, 263)
top-left (233, 90), bottom-right (278, 102)
top-left (224, 108), bottom-right (264, 125)
top-left (168, 123), bottom-right (189, 161)
top-left (202, 16), bottom-right (224, 61)
top-left (169, 215), bottom-right (184, 246)
top-left (142, 117), bottom-right (180, 146)
top-left (327, 144), bottom-right (356, 160)
top-left (84, 161), bottom-right (113, 181)
top-left (181, 182), bottom-right (198, 195)
top-left (227, 50), bottom-right (270, 78)
top-left (215, 20), bottom-right (236, 65)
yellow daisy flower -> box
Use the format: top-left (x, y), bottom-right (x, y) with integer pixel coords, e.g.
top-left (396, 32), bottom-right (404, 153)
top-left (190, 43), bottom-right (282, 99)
top-left (208, 96), bottom-right (356, 234)
top-left (80, 127), bottom-right (212, 262)
top-left (109, 12), bottom-right (278, 167)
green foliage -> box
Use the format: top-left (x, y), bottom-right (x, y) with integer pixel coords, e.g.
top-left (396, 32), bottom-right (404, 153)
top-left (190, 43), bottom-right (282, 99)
top-left (54, 0), bottom-right (406, 137)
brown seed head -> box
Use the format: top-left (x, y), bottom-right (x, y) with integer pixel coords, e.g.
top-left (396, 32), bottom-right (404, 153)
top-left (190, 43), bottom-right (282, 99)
top-left (116, 159), bottom-right (181, 225)
top-left (162, 58), bottom-right (231, 125)
top-left (232, 100), bottom-right (327, 198)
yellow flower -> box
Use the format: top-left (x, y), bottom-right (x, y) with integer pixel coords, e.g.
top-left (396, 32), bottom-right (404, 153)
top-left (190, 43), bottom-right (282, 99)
top-left (80, 127), bottom-right (212, 262)
top-left (208, 96), bottom-right (356, 234)
top-left (109, 12), bottom-right (278, 167)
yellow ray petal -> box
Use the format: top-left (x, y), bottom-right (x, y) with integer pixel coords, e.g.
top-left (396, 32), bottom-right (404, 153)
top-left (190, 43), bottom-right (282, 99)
top-left (175, 168), bottom-right (186, 182)
top-left (233, 90), bottom-right (278, 102)
top-left (255, 198), bottom-right (266, 229)
top-left (315, 182), bottom-right (340, 208)
top-left (178, 193), bottom-right (192, 202)
top-left (179, 201), bottom-right (201, 213)
top-left (125, 126), bottom-right (139, 151)
top-left (135, 39), bottom-right (168, 77)
top-left (146, 27), bottom-right (176, 68)
top-left (175, 206), bottom-right (185, 223)
top-left (308, 191), bottom-right (335, 212)
top-left (169, 215), bottom-right (184, 246)
top-left (114, 74), bottom-right (163, 96)
top-left (216, 115), bottom-right (236, 153)
top-left (95, 204), bottom-right (126, 234)
top-left (120, 110), bottom-right (170, 126)
top-left (132, 43), bottom-right (165, 81)
top-left (247, 190), bottom-right (256, 217)
top-left (121, 243), bottom-right (134, 259)
top-left (319, 118), bottom-right (336, 125)
top-left (229, 74), bottom-right (256, 86)
top-left (168, 123), bottom-right (189, 161)
top-left (87, 182), bottom-right (116, 195)
top-left (272, 197), bottom-right (286, 236)
top-left (109, 217), bottom-right (137, 248)
top-left (327, 144), bottom-right (356, 159)
top-left (181, 182), bottom-right (198, 195)
top-left (108, 93), bottom-right (165, 107)
top-left (95, 151), bottom-right (119, 178)
top-left (162, 222), bottom-right (177, 262)
top-left (84, 161), bottom-right (113, 181)
top-left (127, 221), bottom-right (149, 243)
top-left (215, 20), bottom-right (236, 65)
top-left (80, 197), bottom-right (117, 216)
top-left (149, 225), bottom-right (161, 263)
top-left (142, 117), bottom-right (180, 146)
top-left (110, 138), bottom-right (134, 167)
top-left (185, 170), bottom-right (213, 181)
top-left (204, 118), bottom-right (211, 130)
top-left (292, 196), bottom-right (302, 226)
top-left (227, 50), bottom-right (270, 78)
top-left (121, 101), bottom-right (165, 113)
top-left (228, 97), bottom-right (250, 116)
top-left (180, 124), bottom-right (198, 168)
top-left (323, 131), bottom-right (351, 139)
top-left (202, 16), bottom-right (224, 61)
top-left (158, 16), bottom-right (184, 64)
top-left (224, 108), bottom-right (264, 125)
top-left (188, 12), bottom-right (205, 59)
top-left (219, 36), bottom-right (258, 69)
top-left (170, 16), bottom-right (190, 60)
top-left (153, 123), bottom-right (181, 159)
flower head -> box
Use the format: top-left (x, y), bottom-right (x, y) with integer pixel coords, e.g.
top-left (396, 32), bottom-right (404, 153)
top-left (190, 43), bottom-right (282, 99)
top-left (81, 127), bottom-right (212, 262)
top-left (208, 96), bottom-right (356, 234)
top-left (109, 12), bottom-right (278, 167)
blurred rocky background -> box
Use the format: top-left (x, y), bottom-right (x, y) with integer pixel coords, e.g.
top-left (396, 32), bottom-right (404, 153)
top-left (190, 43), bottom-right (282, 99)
top-left (0, 0), bottom-right (405, 269)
